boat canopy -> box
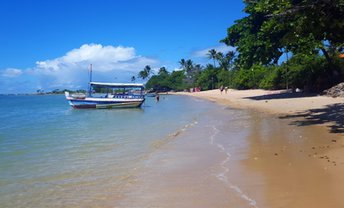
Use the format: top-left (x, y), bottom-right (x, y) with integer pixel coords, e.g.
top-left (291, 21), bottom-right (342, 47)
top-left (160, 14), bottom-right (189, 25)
top-left (90, 82), bottom-right (144, 88)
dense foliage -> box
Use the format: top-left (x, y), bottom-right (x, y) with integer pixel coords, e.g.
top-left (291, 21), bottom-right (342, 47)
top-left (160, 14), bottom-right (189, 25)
top-left (145, 69), bottom-right (187, 92)
top-left (141, 0), bottom-right (344, 92)
top-left (222, 0), bottom-right (344, 68)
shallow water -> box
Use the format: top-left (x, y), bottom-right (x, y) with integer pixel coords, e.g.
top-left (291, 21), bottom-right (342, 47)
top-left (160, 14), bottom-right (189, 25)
top-left (117, 101), bottom-right (343, 208)
top-left (1, 94), bottom-right (343, 208)
top-left (0, 94), bottom-right (213, 208)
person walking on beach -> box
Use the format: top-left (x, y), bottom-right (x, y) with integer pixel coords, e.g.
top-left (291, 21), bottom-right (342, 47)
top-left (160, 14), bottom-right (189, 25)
top-left (225, 86), bottom-right (228, 94)
top-left (220, 85), bottom-right (224, 94)
top-left (155, 92), bottom-right (160, 102)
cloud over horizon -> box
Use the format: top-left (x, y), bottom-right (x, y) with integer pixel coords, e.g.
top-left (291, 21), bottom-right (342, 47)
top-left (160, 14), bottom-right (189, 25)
top-left (1, 68), bottom-right (23, 77)
top-left (0, 44), bottom-right (158, 93)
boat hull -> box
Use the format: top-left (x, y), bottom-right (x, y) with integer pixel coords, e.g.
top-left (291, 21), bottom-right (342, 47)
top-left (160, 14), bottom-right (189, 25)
top-left (65, 91), bottom-right (145, 109)
top-left (69, 101), bottom-right (143, 109)
top-left (68, 99), bottom-right (145, 109)
top-left (65, 89), bottom-right (145, 109)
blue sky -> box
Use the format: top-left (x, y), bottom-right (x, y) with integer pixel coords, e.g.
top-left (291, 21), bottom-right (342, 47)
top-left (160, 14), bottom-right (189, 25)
top-left (0, 0), bottom-right (245, 93)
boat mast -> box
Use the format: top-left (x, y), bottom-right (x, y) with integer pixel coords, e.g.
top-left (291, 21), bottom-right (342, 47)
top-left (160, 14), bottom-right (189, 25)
top-left (89, 64), bottom-right (93, 96)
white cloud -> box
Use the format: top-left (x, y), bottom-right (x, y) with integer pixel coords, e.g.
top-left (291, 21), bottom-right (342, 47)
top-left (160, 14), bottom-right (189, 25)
top-left (35, 44), bottom-right (144, 73)
top-left (173, 67), bottom-right (183, 71)
top-left (192, 44), bottom-right (236, 58)
top-left (35, 44), bottom-right (156, 73)
top-left (31, 43), bottom-right (158, 90)
top-left (1, 68), bottom-right (23, 77)
top-left (63, 44), bottom-right (135, 63)
top-left (0, 44), bottom-right (159, 93)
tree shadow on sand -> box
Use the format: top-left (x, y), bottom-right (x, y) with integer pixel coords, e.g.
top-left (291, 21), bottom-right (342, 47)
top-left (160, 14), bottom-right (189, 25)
top-left (244, 92), bottom-right (318, 100)
top-left (279, 103), bottom-right (344, 134)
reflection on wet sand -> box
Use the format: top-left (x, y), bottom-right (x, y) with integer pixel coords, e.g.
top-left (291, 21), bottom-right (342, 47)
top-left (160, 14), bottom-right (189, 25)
top-left (117, 106), bottom-right (344, 208)
top-left (235, 112), bottom-right (344, 207)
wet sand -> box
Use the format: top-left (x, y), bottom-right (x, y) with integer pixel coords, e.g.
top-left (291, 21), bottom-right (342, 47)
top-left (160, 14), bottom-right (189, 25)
top-left (117, 95), bottom-right (344, 208)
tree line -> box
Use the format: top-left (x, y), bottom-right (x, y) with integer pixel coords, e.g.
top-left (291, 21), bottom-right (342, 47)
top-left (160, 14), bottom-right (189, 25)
top-left (137, 0), bottom-right (344, 92)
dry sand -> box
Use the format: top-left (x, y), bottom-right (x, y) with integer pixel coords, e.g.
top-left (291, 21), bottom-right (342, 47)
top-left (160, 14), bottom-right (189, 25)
top-left (177, 89), bottom-right (344, 116)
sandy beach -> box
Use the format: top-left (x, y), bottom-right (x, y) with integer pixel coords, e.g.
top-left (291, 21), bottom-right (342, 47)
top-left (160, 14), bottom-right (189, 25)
top-left (173, 89), bottom-right (344, 207)
top-left (178, 89), bottom-right (344, 116)
top-left (118, 90), bottom-right (344, 208)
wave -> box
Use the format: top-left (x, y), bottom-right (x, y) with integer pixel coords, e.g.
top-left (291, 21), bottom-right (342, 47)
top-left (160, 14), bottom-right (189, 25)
top-left (150, 120), bottom-right (198, 150)
top-left (209, 125), bottom-right (259, 208)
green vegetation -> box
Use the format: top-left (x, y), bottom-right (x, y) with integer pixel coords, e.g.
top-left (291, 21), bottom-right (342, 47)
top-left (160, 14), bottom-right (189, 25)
top-left (142, 0), bottom-right (344, 92)
top-left (138, 65), bottom-right (153, 81)
top-left (35, 89), bottom-right (86, 95)
top-left (145, 67), bottom-right (188, 92)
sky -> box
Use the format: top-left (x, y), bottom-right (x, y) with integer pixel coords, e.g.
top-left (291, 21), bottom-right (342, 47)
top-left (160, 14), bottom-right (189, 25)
top-left (0, 0), bottom-right (245, 93)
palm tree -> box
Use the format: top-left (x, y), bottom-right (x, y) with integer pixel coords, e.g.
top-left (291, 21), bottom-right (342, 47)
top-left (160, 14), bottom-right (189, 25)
top-left (185, 59), bottom-right (194, 74)
top-left (144, 65), bottom-right (152, 79)
top-left (158, 67), bottom-right (168, 75)
top-left (215, 51), bottom-right (236, 70)
top-left (207, 49), bottom-right (217, 67)
top-left (131, 75), bottom-right (136, 82)
top-left (226, 51), bottom-right (236, 70)
top-left (215, 52), bottom-right (227, 70)
top-left (179, 59), bottom-right (187, 69)
top-left (138, 65), bottom-right (152, 81)
top-left (179, 58), bottom-right (198, 86)
top-left (179, 59), bottom-right (193, 74)
top-left (179, 59), bottom-right (194, 77)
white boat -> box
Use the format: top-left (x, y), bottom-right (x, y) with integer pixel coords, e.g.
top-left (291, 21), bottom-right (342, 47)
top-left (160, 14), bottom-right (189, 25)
top-left (65, 82), bottom-right (145, 109)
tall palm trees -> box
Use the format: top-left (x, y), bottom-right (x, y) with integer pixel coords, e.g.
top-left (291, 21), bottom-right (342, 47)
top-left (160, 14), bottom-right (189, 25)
top-left (131, 76), bottom-right (136, 82)
top-left (179, 58), bottom-right (195, 78)
top-left (207, 49), bottom-right (217, 67)
top-left (178, 58), bottom-right (202, 87)
top-left (158, 67), bottom-right (168, 75)
top-left (216, 52), bottom-right (225, 69)
top-left (226, 51), bottom-right (235, 68)
top-left (207, 49), bottom-right (236, 70)
top-left (138, 65), bottom-right (152, 81)
top-left (179, 59), bottom-right (193, 72)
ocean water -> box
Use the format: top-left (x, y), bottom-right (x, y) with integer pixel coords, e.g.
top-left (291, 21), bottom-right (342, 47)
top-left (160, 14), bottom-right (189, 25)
top-left (0, 94), bottom-right (215, 207)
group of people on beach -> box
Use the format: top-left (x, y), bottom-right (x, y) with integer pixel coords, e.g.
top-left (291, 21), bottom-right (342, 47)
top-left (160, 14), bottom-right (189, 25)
top-left (220, 85), bottom-right (228, 94)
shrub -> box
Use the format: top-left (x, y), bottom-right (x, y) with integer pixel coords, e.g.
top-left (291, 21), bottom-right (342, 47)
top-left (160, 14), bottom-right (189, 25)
top-left (195, 66), bottom-right (218, 90)
top-left (283, 54), bottom-right (342, 92)
top-left (229, 65), bottom-right (270, 89)
top-left (259, 66), bottom-right (285, 90)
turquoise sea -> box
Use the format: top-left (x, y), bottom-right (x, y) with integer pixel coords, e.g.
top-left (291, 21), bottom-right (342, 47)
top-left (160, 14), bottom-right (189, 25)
top-left (0, 94), bottom-right (215, 207)
top-left (1, 94), bottom-right (333, 208)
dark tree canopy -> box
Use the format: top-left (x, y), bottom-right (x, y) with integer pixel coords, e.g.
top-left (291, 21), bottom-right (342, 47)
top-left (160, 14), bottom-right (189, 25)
top-left (145, 0), bottom-right (344, 93)
top-left (222, 0), bottom-right (344, 69)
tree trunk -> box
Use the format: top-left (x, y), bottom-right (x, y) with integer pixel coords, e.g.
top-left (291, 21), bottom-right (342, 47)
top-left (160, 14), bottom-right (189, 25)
top-left (320, 48), bottom-right (333, 66)
top-left (320, 47), bottom-right (341, 87)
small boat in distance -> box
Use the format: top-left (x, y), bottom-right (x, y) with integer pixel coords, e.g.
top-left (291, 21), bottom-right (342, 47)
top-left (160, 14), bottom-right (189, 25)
top-left (65, 82), bottom-right (145, 109)
top-left (65, 64), bottom-right (145, 109)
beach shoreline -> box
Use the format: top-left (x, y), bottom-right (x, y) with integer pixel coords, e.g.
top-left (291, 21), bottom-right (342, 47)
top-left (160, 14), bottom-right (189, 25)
top-left (117, 91), bottom-right (344, 207)
top-left (175, 89), bottom-right (344, 116)
top-left (171, 89), bottom-right (344, 207)
top-left (175, 89), bottom-right (344, 138)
